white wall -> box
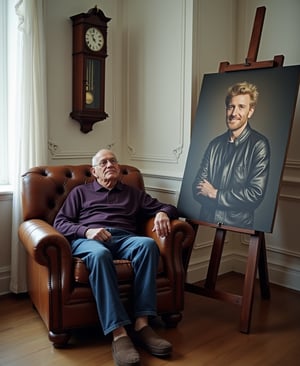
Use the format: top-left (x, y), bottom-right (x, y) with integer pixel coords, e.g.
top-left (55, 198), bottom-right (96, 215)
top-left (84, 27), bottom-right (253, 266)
top-left (1, 0), bottom-right (299, 294)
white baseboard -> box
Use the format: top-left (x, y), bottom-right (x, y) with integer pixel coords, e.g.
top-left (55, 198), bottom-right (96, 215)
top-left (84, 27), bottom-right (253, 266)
top-left (186, 253), bottom-right (300, 292)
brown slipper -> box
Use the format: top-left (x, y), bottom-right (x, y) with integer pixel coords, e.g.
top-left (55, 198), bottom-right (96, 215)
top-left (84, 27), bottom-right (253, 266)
top-left (133, 326), bottom-right (172, 357)
top-left (112, 336), bottom-right (140, 366)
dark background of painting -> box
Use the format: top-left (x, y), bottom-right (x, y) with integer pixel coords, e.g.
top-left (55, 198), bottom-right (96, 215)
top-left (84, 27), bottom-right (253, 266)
top-left (177, 65), bottom-right (300, 233)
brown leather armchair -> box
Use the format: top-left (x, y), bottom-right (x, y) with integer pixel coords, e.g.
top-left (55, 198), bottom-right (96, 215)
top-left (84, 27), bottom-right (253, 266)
top-left (18, 164), bottom-right (195, 347)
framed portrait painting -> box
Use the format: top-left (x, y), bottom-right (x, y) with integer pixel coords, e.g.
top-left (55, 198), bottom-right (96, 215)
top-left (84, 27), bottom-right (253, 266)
top-left (177, 65), bottom-right (300, 233)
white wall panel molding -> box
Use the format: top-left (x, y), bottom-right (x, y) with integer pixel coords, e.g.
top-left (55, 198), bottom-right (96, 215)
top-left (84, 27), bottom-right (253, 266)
top-left (279, 193), bottom-right (300, 202)
top-left (127, 146), bottom-right (184, 164)
top-left (231, 251), bottom-right (300, 292)
top-left (0, 193), bottom-right (12, 295)
top-left (267, 262), bottom-right (300, 292)
top-left (0, 265), bottom-right (10, 296)
top-left (144, 183), bottom-right (178, 207)
top-left (142, 171), bottom-right (183, 182)
top-left (142, 170), bottom-right (183, 206)
top-left (192, 238), bottom-right (214, 251)
top-left (191, 235), bottom-right (230, 251)
top-left (0, 192), bottom-right (12, 200)
top-left (240, 234), bottom-right (300, 259)
top-left (145, 186), bottom-right (176, 197)
top-left (186, 252), bottom-right (234, 284)
top-left (285, 158), bottom-right (300, 169)
top-left (124, 0), bottom-right (193, 167)
top-left (48, 140), bottom-right (115, 161)
top-left (281, 159), bottom-right (300, 200)
top-left (267, 246), bottom-right (300, 259)
top-left (230, 250), bottom-right (300, 291)
top-left (283, 159), bottom-right (300, 181)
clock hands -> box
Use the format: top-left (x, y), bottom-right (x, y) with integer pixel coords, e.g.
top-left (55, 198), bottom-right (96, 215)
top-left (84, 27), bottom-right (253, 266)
top-left (85, 27), bottom-right (104, 51)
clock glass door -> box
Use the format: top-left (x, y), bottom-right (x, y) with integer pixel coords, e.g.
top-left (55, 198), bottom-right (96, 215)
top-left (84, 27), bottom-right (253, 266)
top-left (85, 58), bottom-right (101, 109)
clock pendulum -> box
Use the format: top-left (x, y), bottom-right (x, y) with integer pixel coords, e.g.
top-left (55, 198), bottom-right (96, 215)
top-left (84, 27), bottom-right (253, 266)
top-left (85, 59), bottom-right (94, 105)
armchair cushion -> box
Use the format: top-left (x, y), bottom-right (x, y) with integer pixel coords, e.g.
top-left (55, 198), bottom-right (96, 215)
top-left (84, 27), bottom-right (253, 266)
top-left (73, 257), bottom-right (165, 284)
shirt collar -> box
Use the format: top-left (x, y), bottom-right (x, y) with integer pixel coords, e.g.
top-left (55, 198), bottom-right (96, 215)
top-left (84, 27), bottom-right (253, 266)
top-left (227, 123), bottom-right (251, 145)
top-left (92, 179), bottom-right (124, 192)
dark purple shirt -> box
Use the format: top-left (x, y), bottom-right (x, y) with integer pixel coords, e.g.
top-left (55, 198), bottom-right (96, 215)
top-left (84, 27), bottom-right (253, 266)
top-left (54, 180), bottom-right (178, 241)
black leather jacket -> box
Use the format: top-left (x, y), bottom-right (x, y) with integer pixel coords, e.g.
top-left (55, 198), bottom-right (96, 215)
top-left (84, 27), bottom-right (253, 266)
top-left (193, 124), bottom-right (270, 229)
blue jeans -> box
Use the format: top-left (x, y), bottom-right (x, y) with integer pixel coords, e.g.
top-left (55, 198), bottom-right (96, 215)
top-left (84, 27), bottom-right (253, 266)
top-left (71, 228), bottom-right (160, 335)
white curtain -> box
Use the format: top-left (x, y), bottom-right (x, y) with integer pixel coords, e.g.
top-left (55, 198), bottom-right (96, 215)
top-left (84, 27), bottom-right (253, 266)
top-left (9, 0), bottom-right (48, 293)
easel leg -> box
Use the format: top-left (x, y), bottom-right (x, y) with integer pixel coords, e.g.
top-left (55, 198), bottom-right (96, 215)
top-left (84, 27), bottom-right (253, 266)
top-left (239, 233), bottom-right (261, 333)
top-left (258, 232), bottom-right (270, 299)
top-left (205, 228), bottom-right (226, 289)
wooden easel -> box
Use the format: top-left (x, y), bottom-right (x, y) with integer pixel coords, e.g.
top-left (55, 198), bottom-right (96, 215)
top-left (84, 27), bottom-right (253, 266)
top-left (185, 6), bottom-right (284, 334)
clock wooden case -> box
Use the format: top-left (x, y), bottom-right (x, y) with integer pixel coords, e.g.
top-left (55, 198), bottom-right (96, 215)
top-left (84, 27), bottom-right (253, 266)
top-left (70, 7), bottom-right (111, 133)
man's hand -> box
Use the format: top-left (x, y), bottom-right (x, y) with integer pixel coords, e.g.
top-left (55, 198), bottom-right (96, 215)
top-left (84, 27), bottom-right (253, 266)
top-left (85, 228), bottom-right (112, 242)
top-left (152, 211), bottom-right (171, 238)
top-left (196, 179), bottom-right (217, 199)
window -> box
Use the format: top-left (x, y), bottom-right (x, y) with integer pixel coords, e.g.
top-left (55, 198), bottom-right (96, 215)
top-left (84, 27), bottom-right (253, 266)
top-left (1, 0), bottom-right (48, 193)
top-left (1, 0), bottom-right (20, 189)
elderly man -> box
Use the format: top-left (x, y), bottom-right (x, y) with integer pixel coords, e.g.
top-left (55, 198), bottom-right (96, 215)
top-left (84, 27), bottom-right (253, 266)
top-left (54, 149), bottom-right (178, 366)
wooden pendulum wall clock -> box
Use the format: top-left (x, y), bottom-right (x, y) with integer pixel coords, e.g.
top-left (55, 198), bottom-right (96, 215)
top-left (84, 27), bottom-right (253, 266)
top-left (70, 7), bottom-right (111, 133)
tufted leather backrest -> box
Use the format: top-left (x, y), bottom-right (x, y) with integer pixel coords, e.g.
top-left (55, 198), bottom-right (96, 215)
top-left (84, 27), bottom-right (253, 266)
top-left (21, 164), bottom-right (145, 225)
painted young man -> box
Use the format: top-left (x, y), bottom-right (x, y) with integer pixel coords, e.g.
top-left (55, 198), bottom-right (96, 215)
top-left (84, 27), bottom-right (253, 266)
top-left (193, 82), bottom-right (270, 229)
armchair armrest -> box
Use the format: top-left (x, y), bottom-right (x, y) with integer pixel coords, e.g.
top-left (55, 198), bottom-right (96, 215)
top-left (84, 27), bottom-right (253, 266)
top-left (143, 218), bottom-right (195, 279)
top-left (18, 219), bottom-right (73, 294)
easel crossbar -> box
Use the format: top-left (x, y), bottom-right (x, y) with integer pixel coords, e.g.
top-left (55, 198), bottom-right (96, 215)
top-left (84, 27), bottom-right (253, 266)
top-left (185, 282), bottom-right (243, 306)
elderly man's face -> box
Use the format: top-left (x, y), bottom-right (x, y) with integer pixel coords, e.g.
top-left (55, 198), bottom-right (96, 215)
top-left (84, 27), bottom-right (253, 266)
top-left (91, 150), bottom-right (120, 185)
top-left (226, 94), bottom-right (255, 135)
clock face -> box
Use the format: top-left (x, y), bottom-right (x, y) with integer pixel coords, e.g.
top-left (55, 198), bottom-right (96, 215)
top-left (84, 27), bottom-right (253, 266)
top-left (85, 27), bottom-right (104, 52)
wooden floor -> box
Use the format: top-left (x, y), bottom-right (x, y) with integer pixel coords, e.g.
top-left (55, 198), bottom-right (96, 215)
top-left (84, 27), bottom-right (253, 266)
top-left (1, 272), bottom-right (300, 366)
